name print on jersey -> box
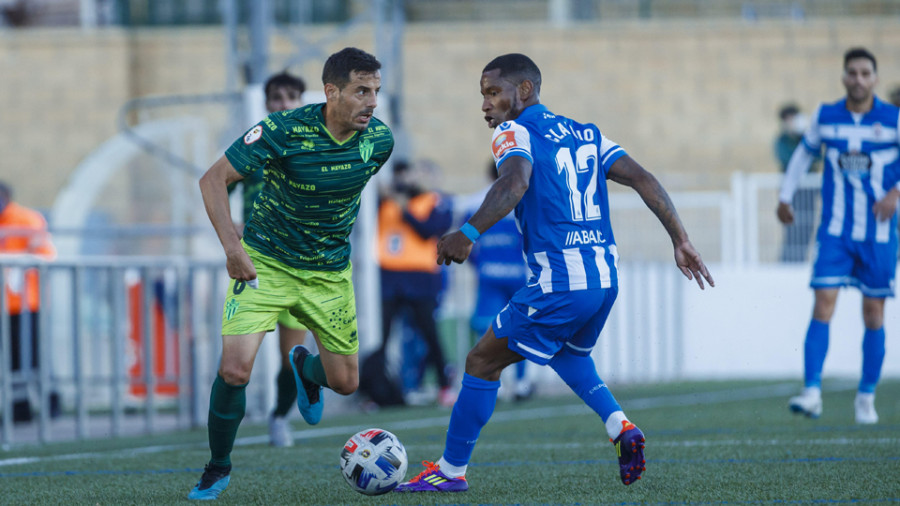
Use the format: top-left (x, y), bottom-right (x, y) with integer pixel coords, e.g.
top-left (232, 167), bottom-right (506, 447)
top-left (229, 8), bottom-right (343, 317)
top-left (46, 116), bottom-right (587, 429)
top-left (545, 122), bottom-right (595, 143)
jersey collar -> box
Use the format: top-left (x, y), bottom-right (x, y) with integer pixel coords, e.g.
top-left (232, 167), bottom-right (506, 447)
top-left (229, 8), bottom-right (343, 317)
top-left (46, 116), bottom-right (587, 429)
top-left (516, 104), bottom-right (549, 122)
top-left (315, 103), bottom-right (360, 146)
top-left (839, 95), bottom-right (887, 117)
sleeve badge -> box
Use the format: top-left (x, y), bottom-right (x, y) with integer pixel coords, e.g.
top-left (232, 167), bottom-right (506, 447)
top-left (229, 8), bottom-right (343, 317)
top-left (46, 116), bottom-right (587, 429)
top-left (492, 131), bottom-right (517, 158)
top-left (244, 125), bottom-right (263, 145)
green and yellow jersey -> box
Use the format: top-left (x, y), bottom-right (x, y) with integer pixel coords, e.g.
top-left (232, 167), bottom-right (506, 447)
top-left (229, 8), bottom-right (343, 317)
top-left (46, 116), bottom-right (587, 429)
top-left (226, 165), bottom-right (263, 224)
top-left (225, 103), bottom-right (394, 271)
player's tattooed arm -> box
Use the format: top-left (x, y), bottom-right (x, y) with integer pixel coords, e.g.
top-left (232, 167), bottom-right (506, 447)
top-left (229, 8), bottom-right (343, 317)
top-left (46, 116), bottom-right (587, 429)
top-left (437, 157), bottom-right (531, 265)
top-left (608, 155), bottom-right (687, 245)
top-left (468, 157), bottom-right (531, 234)
top-left (608, 155), bottom-right (714, 289)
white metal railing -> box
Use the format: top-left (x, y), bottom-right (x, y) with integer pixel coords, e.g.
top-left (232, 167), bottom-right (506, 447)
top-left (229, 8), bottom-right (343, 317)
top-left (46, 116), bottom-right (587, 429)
top-left (0, 256), bottom-right (231, 447)
top-left (731, 171), bottom-right (822, 265)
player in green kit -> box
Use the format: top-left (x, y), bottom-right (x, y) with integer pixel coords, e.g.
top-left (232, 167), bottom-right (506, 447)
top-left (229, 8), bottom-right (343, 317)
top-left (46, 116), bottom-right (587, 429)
top-left (189, 47), bottom-right (393, 500)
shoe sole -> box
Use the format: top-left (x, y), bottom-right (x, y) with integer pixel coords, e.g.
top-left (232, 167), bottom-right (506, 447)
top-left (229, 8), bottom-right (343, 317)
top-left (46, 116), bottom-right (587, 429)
top-left (394, 480), bottom-right (468, 493)
top-left (269, 435), bottom-right (294, 447)
top-left (187, 475), bottom-right (230, 500)
top-left (289, 345), bottom-right (323, 425)
top-left (789, 403), bottom-right (821, 419)
top-left (394, 484), bottom-right (468, 493)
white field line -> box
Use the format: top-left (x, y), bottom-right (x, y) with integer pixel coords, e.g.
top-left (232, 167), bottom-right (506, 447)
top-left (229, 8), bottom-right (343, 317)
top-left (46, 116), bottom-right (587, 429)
top-left (0, 381), bottom-right (856, 468)
top-left (5, 435), bottom-right (895, 468)
top-left (426, 436), bottom-right (900, 451)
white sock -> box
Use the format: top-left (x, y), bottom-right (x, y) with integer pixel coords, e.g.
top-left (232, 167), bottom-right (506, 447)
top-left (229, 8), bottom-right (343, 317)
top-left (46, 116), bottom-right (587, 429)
top-left (803, 386), bottom-right (822, 398)
top-left (436, 457), bottom-right (467, 478)
top-left (856, 392), bottom-right (874, 402)
top-left (604, 410), bottom-right (628, 440)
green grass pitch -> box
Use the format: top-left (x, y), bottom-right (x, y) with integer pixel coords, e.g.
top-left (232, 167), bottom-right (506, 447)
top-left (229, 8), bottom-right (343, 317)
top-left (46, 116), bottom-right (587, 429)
top-left (1, 379), bottom-right (898, 504)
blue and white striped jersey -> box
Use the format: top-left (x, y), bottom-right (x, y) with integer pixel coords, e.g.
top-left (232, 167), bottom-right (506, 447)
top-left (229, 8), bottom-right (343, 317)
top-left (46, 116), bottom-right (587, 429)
top-left (490, 104), bottom-right (626, 293)
top-left (801, 97), bottom-right (900, 243)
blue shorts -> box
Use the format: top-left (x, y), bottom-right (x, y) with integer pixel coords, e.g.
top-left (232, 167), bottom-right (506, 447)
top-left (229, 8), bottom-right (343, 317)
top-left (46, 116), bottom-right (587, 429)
top-left (470, 278), bottom-right (521, 335)
top-left (810, 235), bottom-right (897, 298)
top-left (492, 284), bottom-right (618, 365)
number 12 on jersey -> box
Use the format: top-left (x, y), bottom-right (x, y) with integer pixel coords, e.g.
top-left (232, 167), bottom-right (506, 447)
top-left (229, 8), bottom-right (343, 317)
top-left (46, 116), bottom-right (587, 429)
top-left (555, 145), bottom-right (601, 221)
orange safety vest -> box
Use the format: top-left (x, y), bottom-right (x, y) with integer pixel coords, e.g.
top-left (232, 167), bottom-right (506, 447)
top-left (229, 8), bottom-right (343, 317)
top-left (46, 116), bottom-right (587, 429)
top-left (377, 192), bottom-right (442, 274)
top-left (0, 201), bottom-right (57, 314)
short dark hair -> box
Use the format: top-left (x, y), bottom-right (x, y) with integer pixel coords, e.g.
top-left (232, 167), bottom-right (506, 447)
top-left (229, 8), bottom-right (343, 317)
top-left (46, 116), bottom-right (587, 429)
top-left (322, 47), bottom-right (381, 89)
top-left (779, 103), bottom-right (800, 120)
top-left (844, 47), bottom-right (877, 72)
top-left (483, 53), bottom-right (542, 94)
top-left (264, 71), bottom-right (306, 99)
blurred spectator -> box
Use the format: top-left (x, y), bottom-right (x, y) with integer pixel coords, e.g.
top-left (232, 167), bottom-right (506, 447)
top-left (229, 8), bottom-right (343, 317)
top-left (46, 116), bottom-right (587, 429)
top-left (228, 70), bottom-right (312, 447)
top-left (775, 103), bottom-right (819, 262)
top-left (1, 1), bottom-right (28, 27)
top-left (889, 85), bottom-right (900, 106)
top-left (465, 162), bottom-right (532, 401)
top-left (375, 160), bottom-right (456, 407)
top-left (0, 180), bottom-right (59, 422)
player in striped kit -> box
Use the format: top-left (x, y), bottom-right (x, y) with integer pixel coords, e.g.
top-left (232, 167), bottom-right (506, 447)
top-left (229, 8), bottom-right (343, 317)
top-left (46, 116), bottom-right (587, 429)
top-left (395, 53), bottom-right (713, 493)
top-left (778, 47), bottom-right (900, 424)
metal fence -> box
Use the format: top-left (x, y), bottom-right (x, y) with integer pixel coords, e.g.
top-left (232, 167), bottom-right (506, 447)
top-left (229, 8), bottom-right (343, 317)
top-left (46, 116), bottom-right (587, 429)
top-left (0, 256), bottom-right (229, 447)
top-left (732, 171), bottom-right (822, 265)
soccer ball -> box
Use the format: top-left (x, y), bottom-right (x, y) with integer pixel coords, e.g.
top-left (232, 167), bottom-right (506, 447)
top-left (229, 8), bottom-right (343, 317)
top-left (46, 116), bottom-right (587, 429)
top-left (339, 428), bottom-right (408, 495)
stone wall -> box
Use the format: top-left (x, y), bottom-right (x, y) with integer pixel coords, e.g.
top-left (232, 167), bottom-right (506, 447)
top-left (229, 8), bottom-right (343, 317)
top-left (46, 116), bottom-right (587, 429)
top-left (1, 18), bottom-right (898, 211)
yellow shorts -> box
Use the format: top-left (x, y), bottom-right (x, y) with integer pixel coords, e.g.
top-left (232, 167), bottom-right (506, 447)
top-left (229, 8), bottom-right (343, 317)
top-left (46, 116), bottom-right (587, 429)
top-left (277, 309), bottom-right (307, 331)
top-left (220, 241), bottom-right (358, 355)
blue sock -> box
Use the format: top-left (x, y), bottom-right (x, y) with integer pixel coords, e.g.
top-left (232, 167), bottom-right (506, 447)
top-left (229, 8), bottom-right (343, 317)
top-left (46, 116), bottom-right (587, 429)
top-left (860, 327), bottom-right (885, 393)
top-left (515, 360), bottom-right (526, 380)
top-left (804, 319), bottom-right (829, 388)
top-left (442, 373), bottom-right (500, 467)
top-left (549, 349), bottom-right (621, 421)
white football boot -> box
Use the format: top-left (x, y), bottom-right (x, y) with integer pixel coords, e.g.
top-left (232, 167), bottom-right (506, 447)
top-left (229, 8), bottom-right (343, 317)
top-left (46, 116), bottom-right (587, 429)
top-left (854, 392), bottom-right (878, 425)
top-left (788, 387), bottom-right (822, 418)
top-left (269, 414), bottom-right (294, 447)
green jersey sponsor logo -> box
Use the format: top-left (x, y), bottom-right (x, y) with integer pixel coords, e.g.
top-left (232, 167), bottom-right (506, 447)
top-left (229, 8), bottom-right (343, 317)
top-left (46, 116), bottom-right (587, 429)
top-left (359, 138), bottom-right (374, 162)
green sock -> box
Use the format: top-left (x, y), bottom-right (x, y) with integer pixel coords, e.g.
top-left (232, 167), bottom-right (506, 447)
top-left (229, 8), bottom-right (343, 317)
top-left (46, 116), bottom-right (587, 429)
top-left (207, 374), bottom-right (247, 467)
top-left (302, 354), bottom-right (329, 388)
top-left (272, 366), bottom-right (297, 417)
